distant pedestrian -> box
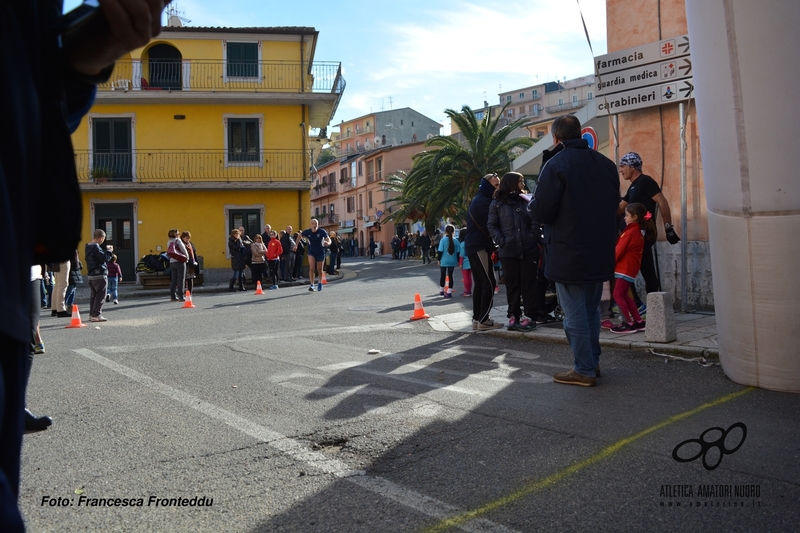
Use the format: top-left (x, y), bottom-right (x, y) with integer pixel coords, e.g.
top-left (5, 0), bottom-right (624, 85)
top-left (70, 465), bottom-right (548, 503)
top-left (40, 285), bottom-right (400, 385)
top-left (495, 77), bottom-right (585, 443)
top-left (167, 228), bottom-right (188, 301)
top-left (181, 231), bottom-right (198, 295)
top-left (301, 219), bottom-right (331, 291)
top-left (458, 228), bottom-right (472, 297)
top-left (292, 232), bottom-right (306, 280)
top-left (228, 229), bottom-right (247, 292)
top-left (369, 237), bottom-right (377, 259)
top-left (250, 234), bottom-right (267, 289)
top-left (419, 231), bottom-right (432, 264)
top-left (266, 230), bottom-right (283, 290)
top-left (85, 229), bottom-right (114, 322)
top-left (106, 254), bottom-right (122, 305)
top-left (438, 225), bottom-right (459, 298)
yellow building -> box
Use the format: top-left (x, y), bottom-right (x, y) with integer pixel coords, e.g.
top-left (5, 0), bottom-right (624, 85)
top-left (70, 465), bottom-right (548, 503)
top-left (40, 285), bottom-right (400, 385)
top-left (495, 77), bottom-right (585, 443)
top-left (70, 24), bottom-right (344, 277)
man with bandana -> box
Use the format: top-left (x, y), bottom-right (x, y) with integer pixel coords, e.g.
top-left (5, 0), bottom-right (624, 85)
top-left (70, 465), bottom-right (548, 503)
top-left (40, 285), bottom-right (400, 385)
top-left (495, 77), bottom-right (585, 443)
top-left (617, 152), bottom-right (680, 295)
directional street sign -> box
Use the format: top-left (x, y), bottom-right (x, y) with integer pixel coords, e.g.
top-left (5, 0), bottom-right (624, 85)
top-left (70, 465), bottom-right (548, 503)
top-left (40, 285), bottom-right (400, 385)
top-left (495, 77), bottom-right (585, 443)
top-left (596, 57), bottom-right (693, 96)
top-left (595, 34), bottom-right (690, 77)
top-left (594, 34), bottom-right (693, 114)
top-left (597, 78), bottom-right (694, 116)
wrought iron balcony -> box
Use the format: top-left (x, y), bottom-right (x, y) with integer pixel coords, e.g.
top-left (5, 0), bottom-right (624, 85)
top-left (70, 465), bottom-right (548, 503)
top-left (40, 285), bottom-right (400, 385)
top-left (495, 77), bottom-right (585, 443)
top-left (99, 59), bottom-right (345, 94)
top-left (74, 149), bottom-right (307, 183)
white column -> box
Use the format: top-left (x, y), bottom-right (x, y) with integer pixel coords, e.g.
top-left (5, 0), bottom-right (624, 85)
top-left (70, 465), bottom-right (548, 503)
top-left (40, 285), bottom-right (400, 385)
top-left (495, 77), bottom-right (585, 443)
top-left (686, 0), bottom-right (800, 392)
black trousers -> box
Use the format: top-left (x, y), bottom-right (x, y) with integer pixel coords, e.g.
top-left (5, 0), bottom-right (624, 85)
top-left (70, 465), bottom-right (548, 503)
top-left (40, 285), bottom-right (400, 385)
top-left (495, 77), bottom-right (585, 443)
top-left (501, 255), bottom-right (538, 320)
top-left (468, 250), bottom-right (496, 323)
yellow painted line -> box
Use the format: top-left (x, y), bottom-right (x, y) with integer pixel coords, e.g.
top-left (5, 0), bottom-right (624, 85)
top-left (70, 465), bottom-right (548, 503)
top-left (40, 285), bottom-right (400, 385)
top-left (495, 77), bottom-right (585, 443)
top-left (422, 387), bottom-right (755, 533)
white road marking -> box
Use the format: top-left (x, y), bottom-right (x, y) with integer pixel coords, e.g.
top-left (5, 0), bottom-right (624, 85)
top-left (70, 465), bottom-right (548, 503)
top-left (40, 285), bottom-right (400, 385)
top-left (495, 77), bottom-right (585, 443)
top-left (105, 322), bottom-right (413, 353)
top-left (73, 348), bottom-right (519, 533)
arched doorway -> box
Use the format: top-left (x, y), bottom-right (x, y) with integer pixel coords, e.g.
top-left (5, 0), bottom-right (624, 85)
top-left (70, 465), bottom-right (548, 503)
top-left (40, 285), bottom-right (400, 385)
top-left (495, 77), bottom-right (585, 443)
top-left (148, 44), bottom-right (182, 90)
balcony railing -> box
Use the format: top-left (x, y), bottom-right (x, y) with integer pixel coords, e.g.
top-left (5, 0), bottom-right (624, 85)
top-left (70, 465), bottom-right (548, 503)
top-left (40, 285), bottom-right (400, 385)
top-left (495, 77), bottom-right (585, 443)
top-left (355, 125), bottom-right (374, 135)
top-left (545, 99), bottom-right (589, 114)
top-left (99, 60), bottom-right (344, 94)
top-left (74, 149), bottom-right (306, 183)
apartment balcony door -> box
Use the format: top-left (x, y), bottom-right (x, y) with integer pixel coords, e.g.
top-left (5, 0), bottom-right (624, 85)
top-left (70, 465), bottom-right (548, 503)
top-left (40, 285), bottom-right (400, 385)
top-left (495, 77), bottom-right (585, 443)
top-left (93, 118), bottom-right (132, 181)
top-left (148, 44), bottom-right (182, 90)
top-left (95, 203), bottom-right (135, 280)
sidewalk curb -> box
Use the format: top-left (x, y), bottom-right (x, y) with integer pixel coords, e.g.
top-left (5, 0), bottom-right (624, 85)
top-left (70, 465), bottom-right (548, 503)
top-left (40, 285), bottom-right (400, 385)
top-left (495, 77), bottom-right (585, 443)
top-left (483, 328), bottom-right (719, 359)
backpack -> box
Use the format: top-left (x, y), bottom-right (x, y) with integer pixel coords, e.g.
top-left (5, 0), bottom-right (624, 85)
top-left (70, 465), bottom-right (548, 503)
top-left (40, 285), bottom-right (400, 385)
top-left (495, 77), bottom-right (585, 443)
top-left (141, 254), bottom-right (166, 272)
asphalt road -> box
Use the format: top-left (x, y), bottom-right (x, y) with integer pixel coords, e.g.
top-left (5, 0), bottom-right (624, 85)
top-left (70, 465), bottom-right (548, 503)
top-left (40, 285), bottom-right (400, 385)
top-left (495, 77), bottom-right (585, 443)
top-left (20, 257), bottom-right (800, 532)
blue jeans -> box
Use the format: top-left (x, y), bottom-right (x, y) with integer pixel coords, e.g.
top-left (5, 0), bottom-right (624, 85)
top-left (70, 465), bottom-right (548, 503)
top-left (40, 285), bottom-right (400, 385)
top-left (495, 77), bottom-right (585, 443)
top-left (65, 283), bottom-right (77, 307)
top-left (555, 282), bottom-right (603, 377)
top-left (107, 277), bottom-right (119, 301)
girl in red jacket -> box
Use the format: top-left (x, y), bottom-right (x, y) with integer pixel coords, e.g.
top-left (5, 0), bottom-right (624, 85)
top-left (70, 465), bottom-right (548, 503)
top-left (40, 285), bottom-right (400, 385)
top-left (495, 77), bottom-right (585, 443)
top-left (266, 231), bottom-right (284, 290)
top-left (611, 203), bottom-right (655, 333)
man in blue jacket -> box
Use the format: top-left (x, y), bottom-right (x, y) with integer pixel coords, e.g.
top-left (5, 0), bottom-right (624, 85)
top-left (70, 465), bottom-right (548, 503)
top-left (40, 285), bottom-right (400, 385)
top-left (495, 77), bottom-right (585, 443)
top-left (0, 1), bottom-right (167, 529)
top-left (528, 115), bottom-right (619, 386)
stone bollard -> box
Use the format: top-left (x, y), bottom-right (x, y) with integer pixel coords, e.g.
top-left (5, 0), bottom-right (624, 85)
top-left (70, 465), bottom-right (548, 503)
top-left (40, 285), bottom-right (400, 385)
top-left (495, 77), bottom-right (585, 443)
top-left (645, 292), bottom-right (677, 343)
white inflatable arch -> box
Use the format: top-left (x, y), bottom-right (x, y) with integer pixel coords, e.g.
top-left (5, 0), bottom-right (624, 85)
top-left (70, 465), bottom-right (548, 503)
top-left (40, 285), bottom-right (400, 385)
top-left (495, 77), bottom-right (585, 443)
top-left (686, 1), bottom-right (800, 391)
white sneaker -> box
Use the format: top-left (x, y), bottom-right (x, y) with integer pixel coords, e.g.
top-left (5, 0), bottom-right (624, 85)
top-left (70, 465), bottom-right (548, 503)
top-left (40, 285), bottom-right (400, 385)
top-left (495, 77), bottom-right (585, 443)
top-left (113, 299), bottom-right (119, 304)
top-left (475, 319), bottom-right (502, 331)
top-left (106, 294), bottom-right (111, 302)
top-left (90, 315), bottom-right (107, 322)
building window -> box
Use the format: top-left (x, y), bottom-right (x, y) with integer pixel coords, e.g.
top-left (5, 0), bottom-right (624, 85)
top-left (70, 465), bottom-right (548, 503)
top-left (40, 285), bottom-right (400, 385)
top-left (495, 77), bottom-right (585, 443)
top-left (340, 168), bottom-right (347, 184)
top-left (227, 42), bottom-right (258, 78)
top-left (507, 109), bottom-right (514, 117)
top-left (368, 191), bottom-right (373, 209)
top-left (519, 106), bottom-right (525, 115)
top-left (377, 158), bottom-right (383, 181)
top-left (532, 89), bottom-right (539, 99)
top-left (92, 117), bottom-right (133, 181)
top-left (519, 92), bottom-right (525, 98)
top-left (330, 204), bottom-right (335, 215)
top-left (315, 206), bottom-right (320, 217)
top-left (346, 196), bottom-right (355, 213)
top-left (558, 98), bottom-right (564, 106)
top-left (507, 95), bottom-right (512, 101)
top-left (227, 118), bottom-right (260, 162)
top-left (572, 95), bottom-right (578, 103)
top-left (475, 111), bottom-right (484, 120)
top-left (588, 91), bottom-right (593, 100)
top-left (358, 160), bottom-right (363, 176)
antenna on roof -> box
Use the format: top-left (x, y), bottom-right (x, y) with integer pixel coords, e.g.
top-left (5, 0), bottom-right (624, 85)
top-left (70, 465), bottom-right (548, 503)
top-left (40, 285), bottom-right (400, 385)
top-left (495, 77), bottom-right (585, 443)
top-left (165, 1), bottom-right (191, 27)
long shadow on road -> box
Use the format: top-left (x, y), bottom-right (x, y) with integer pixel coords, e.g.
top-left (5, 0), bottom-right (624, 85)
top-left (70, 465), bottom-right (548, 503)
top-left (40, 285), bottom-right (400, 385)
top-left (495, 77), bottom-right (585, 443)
top-left (249, 334), bottom-right (800, 532)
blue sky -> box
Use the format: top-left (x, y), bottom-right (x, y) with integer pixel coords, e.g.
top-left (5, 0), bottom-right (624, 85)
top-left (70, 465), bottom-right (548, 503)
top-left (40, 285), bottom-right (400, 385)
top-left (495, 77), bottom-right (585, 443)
top-left (65, 0), bottom-right (607, 134)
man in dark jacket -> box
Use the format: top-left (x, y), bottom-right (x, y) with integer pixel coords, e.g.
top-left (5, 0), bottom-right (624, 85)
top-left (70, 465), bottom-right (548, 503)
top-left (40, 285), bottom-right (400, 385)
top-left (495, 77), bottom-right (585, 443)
top-left (464, 173), bottom-right (502, 330)
top-left (528, 115), bottom-right (619, 387)
top-left (0, 1), bottom-right (167, 529)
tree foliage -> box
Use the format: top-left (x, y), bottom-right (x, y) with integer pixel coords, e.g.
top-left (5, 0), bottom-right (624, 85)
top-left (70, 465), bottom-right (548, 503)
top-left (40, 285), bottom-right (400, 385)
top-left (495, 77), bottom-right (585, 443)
top-left (382, 104), bottom-right (534, 233)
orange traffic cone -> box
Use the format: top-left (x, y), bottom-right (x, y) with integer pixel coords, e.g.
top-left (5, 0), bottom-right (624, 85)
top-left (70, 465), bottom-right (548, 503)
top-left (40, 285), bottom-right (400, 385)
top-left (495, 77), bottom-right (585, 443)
top-left (65, 304), bottom-right (87, 328)
top-left (445, 275), bottom-right (451, 295)
top-left (410, 293), bottom-right (430, 321)
top-left (182, 290), bottom-right (195, 308)
top-left (255, 281), bottom-right (264, 295)
top-left (321, 271), bottom-right (328, 285)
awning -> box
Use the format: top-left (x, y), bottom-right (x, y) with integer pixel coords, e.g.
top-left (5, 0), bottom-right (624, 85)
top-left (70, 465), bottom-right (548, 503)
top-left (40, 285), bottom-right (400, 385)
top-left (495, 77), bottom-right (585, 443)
top-left (338, 228), bottom-right (355, 234)
top-left (512, 103), bottom-right (610, 176)
top-left (364, 221), bottom-right (376, 228)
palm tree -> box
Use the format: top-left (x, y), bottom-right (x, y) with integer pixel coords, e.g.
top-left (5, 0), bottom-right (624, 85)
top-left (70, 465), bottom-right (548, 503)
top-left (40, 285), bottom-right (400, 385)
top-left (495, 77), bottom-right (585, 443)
top-left (383, 104), bottom-right (534, 233)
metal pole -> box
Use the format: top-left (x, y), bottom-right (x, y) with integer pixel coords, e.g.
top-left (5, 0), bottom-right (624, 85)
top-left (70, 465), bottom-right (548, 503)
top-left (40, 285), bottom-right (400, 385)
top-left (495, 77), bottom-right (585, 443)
top-left (613, 115), bottom-right (619, 168)
top-left (679, 103), bottom-right (688, 312)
